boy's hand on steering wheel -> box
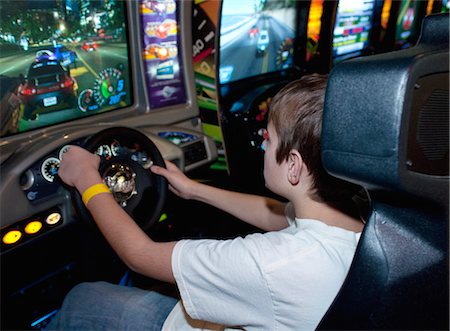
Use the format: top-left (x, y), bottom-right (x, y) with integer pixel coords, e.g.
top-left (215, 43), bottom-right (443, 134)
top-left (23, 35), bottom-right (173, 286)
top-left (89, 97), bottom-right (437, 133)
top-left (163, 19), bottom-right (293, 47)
top-left (59, 145), bottom-right (102, 193)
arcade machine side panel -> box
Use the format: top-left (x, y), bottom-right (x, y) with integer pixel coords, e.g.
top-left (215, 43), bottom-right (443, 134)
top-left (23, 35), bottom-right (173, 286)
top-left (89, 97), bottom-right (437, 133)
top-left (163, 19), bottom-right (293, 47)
top-left (192, 0), bottom-right (228, 173)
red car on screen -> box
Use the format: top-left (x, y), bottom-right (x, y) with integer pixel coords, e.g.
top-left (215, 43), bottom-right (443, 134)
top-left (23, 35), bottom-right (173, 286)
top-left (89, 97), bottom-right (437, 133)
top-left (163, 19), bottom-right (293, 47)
top-left (82, 40), bottom-right (98, 52)
top-left (248, 26), bottom-right (259, 38)
top-left (18, 60), bottom-right (78, 121)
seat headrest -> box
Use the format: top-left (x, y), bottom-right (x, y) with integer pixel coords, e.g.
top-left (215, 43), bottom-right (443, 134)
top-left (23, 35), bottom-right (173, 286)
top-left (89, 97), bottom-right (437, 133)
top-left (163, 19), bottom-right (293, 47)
top-left (321, 14), bottom-right (449, 208)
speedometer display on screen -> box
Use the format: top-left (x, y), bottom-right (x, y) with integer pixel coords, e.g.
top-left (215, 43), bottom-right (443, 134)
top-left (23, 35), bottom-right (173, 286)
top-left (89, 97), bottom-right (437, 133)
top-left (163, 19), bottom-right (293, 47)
top-left (93, 67), bottom-right (126, 107)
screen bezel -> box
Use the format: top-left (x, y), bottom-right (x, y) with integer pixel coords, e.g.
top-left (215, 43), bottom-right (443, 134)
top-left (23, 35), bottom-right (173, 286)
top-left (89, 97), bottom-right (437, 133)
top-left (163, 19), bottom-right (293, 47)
top-left (0, 0), bottom-right (198, 150)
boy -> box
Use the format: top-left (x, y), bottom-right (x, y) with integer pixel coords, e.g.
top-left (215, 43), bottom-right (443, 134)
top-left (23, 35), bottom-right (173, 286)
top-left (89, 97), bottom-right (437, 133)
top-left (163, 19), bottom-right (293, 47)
top-left (48, 74), bottom-right (364, 330)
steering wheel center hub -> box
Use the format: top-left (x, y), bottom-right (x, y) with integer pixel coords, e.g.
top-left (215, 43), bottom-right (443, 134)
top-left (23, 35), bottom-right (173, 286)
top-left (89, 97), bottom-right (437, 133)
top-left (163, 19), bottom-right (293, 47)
top-left (103, 163), bottom-right (137, 207)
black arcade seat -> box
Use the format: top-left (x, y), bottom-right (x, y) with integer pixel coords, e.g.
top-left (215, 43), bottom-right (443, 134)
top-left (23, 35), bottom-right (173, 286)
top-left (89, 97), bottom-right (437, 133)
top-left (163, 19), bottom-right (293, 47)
top-left (317, 13), bottom-right (449, 330)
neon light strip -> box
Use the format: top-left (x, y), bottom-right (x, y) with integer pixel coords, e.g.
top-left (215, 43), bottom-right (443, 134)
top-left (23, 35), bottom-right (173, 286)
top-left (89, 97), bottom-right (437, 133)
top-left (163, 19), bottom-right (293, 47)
top-left (30, 309), bottom-right (58, 328)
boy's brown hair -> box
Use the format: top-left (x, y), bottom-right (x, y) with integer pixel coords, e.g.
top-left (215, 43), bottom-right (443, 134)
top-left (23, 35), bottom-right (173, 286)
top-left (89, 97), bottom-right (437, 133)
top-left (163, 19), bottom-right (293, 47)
top-left (268, 74), bottom-right (362, 213)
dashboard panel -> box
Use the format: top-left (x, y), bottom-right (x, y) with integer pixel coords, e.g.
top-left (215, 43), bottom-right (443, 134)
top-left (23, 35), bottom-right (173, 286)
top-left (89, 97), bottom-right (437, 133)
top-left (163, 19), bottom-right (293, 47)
top-left (0, 123), bottom-right (217, 254)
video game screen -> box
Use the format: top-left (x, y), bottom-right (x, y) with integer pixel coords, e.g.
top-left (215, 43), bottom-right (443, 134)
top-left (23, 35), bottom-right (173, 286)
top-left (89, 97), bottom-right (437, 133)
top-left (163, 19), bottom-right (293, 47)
top-left (395, 0), bottom-right (421, 44)
top-left (332, 0), bottom-right (376, 60)
top-left (0, 0), bottom-right (132, 138)
top-left (218, 0), bottom-right (297, 84)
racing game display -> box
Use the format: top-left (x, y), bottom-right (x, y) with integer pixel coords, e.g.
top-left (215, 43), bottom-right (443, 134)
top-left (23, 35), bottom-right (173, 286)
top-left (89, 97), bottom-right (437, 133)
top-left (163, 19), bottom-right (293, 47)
top-left (218, 0), bottom-right (296, 84)
top-left (332, 0), bottom-right (376, 60)
top-left (0, 0), bottom-right (132, 137)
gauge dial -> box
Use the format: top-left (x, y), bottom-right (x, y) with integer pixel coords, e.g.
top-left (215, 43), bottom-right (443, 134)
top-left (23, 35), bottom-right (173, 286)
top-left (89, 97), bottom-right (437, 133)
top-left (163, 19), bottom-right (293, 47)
top-left (96, 145), bottom-right (113, 160)
top-left (78, 89), bottom-right (97, 112)
top-left (110, 140), bottom-right (121, 156)
top-left (93, 67), bottom-right (124, 107)
top-left (59, 145), bottom-right (72, 160)
top-left (276, 38), bottom-right (294, 69)
top-left (41, 157), bottom-right (60, 182)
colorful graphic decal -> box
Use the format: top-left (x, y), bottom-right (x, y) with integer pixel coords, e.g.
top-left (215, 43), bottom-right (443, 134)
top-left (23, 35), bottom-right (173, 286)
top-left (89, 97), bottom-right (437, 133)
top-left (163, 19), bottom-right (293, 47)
top-left (140, 0), bottom-right (186, 108)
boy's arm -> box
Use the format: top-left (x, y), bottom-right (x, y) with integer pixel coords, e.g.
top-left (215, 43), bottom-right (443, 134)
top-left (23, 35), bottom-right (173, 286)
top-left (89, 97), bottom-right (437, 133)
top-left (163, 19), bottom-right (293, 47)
top-left (85, 191), bottom-right (176, 283)
top-left (151, 162), bottom-right (289, 232)
top-left (58, 146), bottom-right (176, 283)
top-left (193, 184), bottom-right (288, 231)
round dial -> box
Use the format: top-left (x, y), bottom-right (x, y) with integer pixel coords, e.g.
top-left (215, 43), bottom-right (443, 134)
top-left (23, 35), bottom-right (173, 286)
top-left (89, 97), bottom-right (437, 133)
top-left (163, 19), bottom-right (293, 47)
top-left (78, 89), bottom-right (96, 112)
top-left (93, 67), bottom-right (124, 107)
top-left (41, 157), bottom-right (60, 182)
top-left (110, 140), bottom-right (121, 156)
top-left (96, 144), bottom-right (113, 160)
top-left (59, 145), bottom-right (72, 160)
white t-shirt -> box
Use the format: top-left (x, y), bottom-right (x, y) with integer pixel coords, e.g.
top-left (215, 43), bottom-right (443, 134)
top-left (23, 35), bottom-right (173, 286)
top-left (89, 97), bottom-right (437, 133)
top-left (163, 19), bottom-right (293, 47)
top-left (162, 203), bottom-right (361, 330)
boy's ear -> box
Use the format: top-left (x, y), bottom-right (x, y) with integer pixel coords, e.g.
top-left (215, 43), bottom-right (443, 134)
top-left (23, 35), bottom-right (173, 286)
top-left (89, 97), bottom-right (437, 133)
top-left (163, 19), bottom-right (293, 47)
top-left (287, 149), bottom-right (303, 185)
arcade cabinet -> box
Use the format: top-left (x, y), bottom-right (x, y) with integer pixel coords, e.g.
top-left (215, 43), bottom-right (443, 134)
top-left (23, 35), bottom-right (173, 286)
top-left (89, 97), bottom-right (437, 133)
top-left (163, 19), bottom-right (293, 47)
top-left (308, 0), bottom-right (383, 73)
top-left (0, 0), bottom-right (218, 329)
top-left (216, 0), bottom-right (309, 193)
top-left (379, 0), bottom-right (429, 52)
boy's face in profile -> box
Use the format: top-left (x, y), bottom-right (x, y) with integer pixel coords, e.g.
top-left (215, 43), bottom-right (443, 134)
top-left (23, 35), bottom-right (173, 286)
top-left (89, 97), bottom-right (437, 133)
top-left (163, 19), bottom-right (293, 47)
top-left (263, 121), bottom-right (287, 197)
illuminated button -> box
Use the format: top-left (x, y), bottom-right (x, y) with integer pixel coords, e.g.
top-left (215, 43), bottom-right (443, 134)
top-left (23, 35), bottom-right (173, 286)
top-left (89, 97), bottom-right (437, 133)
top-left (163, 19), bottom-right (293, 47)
top-left (158, 213), bottom-right (168, 223)
top-left (46, 212), bottom-right (62, 225)
top-left (2, 230), bottom-right (22, 245)
top-left (25, 221), bottom-right (43, 234)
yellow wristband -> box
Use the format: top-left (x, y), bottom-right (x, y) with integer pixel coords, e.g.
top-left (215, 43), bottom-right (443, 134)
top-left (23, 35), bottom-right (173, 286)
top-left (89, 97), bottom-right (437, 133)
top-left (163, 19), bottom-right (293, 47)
top-left (82, 183), bottom-right (112, 206)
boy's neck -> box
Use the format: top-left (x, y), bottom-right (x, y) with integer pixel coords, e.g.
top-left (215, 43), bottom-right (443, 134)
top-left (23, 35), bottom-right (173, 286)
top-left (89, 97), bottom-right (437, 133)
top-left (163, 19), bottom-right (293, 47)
top-left (293, 197), bottom-right (364, 233)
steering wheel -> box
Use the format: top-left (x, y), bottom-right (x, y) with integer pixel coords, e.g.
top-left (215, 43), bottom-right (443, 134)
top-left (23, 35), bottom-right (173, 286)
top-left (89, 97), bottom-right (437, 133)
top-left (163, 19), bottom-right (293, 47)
top-left (72, 126), bottom-right (168, 232)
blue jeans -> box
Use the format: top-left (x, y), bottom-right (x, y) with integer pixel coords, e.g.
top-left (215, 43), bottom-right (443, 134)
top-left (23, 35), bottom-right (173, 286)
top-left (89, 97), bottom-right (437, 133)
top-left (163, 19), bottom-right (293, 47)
top-left (46, 281), bottom-right (178, 331)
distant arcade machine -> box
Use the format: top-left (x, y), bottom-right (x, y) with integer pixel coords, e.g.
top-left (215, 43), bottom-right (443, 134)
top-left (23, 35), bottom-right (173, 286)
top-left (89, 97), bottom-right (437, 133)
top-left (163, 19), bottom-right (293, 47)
top-left (214, 0), bottom-right (387, 190)
top-left (307, 0), bottom-right (383, 73)
top-left (378, 0), bottom-right (430, 52)
top-left (215, 0), bottom-right (309, 191)
top-left (331, 0), bottom-right (381, 64)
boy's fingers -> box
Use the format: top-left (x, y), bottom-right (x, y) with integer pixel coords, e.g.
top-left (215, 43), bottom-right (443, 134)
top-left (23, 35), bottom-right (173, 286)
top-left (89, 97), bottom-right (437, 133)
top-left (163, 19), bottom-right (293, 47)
top-left (150, 165), bottom-right (164, 174)
top-left (164, 160), bottom-right (178, 170)
top-left (152, 161), bottom-right (180, 178)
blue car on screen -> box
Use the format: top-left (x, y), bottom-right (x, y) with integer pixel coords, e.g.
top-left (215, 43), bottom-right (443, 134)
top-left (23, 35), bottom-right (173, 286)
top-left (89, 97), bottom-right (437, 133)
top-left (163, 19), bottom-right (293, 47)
top-left (35, 45), bottom-right (77, 68)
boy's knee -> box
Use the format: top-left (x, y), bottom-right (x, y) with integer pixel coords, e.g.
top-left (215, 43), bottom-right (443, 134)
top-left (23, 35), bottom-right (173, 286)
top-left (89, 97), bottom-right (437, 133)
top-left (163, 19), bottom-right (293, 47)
top-left (63, 281), bottom-right (108, 308)
top-left (68, 281), bottom-right (99, 296)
